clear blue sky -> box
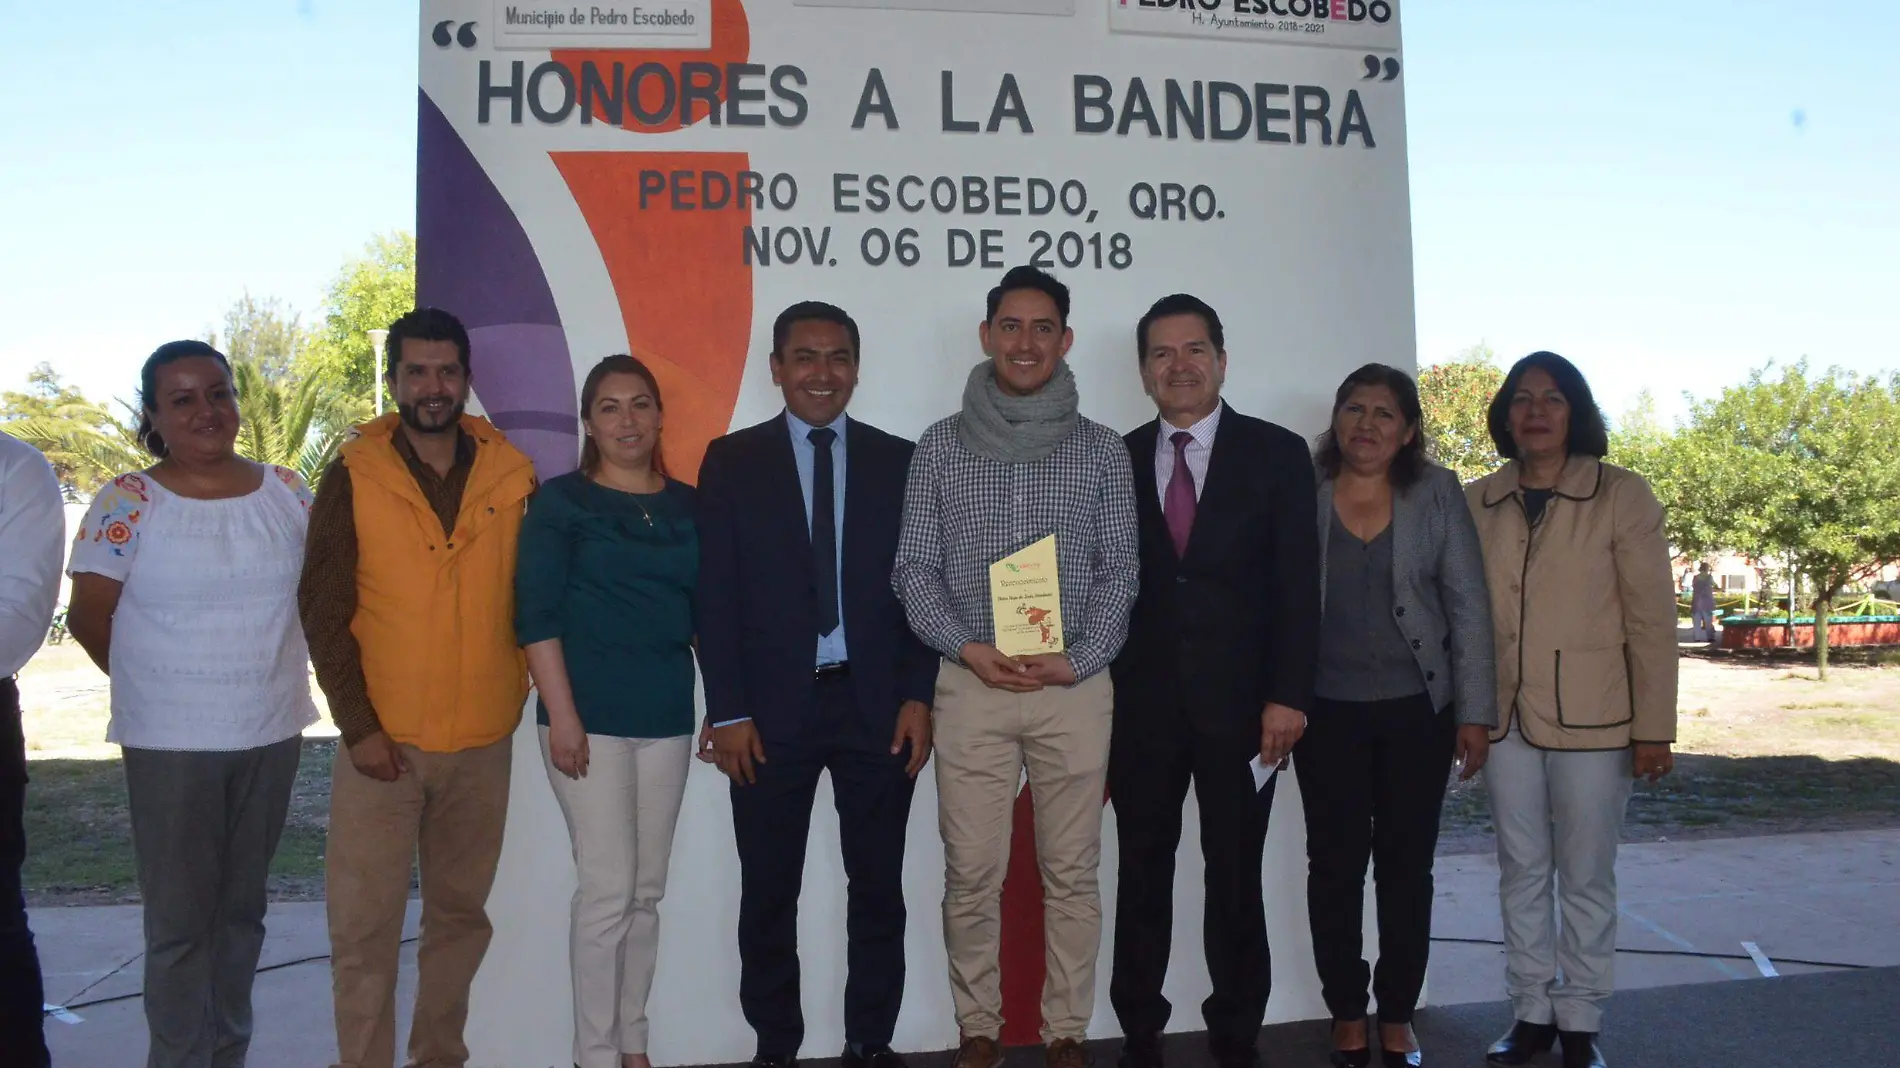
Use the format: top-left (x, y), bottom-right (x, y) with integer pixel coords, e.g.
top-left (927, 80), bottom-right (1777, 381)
top-left (2, 1), bottom-right (1894, 424)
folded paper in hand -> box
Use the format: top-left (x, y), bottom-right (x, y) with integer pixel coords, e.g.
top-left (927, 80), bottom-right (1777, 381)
top-left (1249, 754), bottom-right (1280, 792)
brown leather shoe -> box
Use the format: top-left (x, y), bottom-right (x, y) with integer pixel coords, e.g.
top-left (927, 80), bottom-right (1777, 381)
top-left (1047, 1038), bottom-right (1091, 1068)
top-left (954, 1036), bottom-right (1004, 1068)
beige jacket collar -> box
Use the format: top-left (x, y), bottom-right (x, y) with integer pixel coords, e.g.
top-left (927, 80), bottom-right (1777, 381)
top-left (1481, 456), bottom-right (1605, 508)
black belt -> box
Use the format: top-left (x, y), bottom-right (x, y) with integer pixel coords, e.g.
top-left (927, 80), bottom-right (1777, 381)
top-left (815, 661), bottom-right (850, 680)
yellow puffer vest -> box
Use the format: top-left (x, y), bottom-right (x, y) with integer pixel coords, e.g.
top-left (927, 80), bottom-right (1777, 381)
top-left (343, 413), bottom-right (536, 753)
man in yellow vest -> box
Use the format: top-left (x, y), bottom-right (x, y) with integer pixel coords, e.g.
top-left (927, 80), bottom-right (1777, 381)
top-left (300, 307), bottom-right (537, 1068)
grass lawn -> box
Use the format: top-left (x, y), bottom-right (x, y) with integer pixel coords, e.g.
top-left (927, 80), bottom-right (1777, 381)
top-left (19, 640), bottom-right (339, 905)
top-left (1439, 647), bottom-right (1900, 853)
top-left (18, 641), bottom-right (1900, 900)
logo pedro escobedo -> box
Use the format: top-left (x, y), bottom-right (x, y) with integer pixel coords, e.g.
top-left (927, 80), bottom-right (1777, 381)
top-left (1119, 0), bottom-right (1394, 21)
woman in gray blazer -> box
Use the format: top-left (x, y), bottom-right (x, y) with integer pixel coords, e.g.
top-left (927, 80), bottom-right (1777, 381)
top-left (1296, 363), bottom-right (1498, 1068)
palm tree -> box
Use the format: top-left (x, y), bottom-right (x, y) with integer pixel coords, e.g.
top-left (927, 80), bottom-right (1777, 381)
top-left (2, 399), bottom-right (147, 498)
top-left (230, 359), bottom-right (368, 487)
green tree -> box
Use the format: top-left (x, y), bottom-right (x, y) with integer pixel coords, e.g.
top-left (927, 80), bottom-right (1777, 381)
top-left (208, 293), bottom-right (309, 383)
top-left (1, 364), bottom-right (90, 420)
top-left (1667, 363), bottom-right (1900, 678)
top-left (301, 232), bottom-right (416, 405)
top-left (229, 359), bottom-right (367, 488)
top-left (1, 364), bottom-right (144, 497)
top-left (1608, 390), bottom-right (1667, 472)
top-left (1607, 391), bottom-right (1703, 554)
top-left (1418, 344), bottom-right (1506, 482)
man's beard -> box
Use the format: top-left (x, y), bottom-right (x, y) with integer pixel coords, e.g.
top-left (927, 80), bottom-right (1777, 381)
top-left (398, 398), bottom-right (465, 434)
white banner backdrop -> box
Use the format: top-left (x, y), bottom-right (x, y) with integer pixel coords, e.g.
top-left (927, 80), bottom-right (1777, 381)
top-left (415, 1), bottom-right (1415, 1064)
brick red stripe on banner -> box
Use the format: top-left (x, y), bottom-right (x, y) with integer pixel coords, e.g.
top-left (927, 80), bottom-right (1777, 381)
top-left (998, 781), bottom-right (1115, 1046)
top-left (998, 785), bottom-right (1046, 1046)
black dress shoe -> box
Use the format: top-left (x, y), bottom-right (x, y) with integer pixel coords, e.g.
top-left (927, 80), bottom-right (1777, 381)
top-left (843, 1046), bottom-right (907, 1068)
top-left (753, 1054), bottom-right (799, 1068)
top-left (1558, 1031), bottom-right (1606, 1068)
top-left (1378, 1019), bottom-right (1422, 1067)
top-left (1485, 1021), bottom-right (1557, 1066)
top-left (1117, 1036), bottom-right (1163, 1068)
top-left (1328, 1016), bottom-right (1372, 1068)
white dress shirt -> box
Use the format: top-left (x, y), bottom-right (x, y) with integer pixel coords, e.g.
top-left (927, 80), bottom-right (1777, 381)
top-left (1153, 403), bottom-right (1223, 504)
top-left (0, 434), bottom-right (65, 679)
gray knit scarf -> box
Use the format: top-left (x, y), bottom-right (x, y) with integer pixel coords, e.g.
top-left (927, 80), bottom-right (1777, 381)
top-left (956, 359), bottom-right (1080, 464)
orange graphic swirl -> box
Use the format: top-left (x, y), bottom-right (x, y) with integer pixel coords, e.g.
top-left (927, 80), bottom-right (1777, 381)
top-left (550, 0), bottom-right (753, 134)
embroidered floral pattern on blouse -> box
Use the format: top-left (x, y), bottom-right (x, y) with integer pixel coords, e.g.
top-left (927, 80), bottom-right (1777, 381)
top-left (83, 474), bottom-right (152, 558)
top-left (272, 465), bottom-right (313, 513)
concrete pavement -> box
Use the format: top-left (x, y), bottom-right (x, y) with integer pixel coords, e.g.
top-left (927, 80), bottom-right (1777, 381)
top-left (35, 829), bottom-right (1900, 1067)
top-left (39, 902), bottom-right (420, 1068)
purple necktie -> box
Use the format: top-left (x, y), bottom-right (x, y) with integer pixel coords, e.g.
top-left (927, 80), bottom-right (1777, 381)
top-left (1164, 430), bottom-right (1196, 558)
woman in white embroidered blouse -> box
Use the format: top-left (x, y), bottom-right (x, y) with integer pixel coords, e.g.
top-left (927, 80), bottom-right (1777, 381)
top-left (65, 341), bottom-right (318, 1068)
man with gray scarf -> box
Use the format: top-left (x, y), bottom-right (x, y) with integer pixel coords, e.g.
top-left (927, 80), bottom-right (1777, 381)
top-left (894, 266), bottom-right (1139, 1068)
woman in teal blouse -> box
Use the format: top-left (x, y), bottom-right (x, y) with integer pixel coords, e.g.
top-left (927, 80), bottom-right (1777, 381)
top-left (515, 354), bottom-right (697, 1068)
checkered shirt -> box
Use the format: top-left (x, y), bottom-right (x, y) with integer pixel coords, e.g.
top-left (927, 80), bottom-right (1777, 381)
top-left (893, 413), bottom-right (1139, 681)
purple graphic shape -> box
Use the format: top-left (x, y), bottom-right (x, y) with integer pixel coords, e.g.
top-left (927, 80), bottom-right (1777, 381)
top-left (472, 324), bottom-right (580, 478)
top-left (416, 88), bottom-right (578, 480)
top-left (417, 89), bottom-right (562, 328)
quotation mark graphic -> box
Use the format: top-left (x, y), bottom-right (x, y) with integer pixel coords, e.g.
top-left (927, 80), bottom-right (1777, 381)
top-left (1361, 55), bottom-right (1401, 81)
top-left (433, 20), bottom-right (478, 48)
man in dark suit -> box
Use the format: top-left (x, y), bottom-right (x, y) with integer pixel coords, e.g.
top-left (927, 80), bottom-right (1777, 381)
top-left (697, 301), bottom-right (940, 1068)
top-left (1108, 294), bottom-right (1321, 1068)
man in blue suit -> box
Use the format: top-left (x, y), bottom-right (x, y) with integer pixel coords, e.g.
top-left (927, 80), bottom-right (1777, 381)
top-left (697, 301), bottom-right (940, 1068)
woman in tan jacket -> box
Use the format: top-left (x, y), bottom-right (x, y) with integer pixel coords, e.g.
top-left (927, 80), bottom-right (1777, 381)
top-left (1465, 352), bottom-right (1677, 1068)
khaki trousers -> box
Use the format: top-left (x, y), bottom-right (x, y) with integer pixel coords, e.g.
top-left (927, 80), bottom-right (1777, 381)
top-left (934, 662), bottom-right (1113, 1044)
top-left (326, 738), bottom-right (512, 1068)
top-left (540, 728), bottom-right (692, 1068)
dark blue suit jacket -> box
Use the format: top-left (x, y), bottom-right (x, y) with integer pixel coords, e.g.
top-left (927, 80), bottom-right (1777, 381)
top-left (1112, 404), bottom-right (1321, 747)
top-left (695, 413), bottom-right (938, 748)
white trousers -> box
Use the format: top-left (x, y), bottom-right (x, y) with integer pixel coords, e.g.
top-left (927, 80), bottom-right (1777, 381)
top-left (540, 728), bottom-right (693, 1068)
top-left (1483, 732), bottom-right (1632, 1033)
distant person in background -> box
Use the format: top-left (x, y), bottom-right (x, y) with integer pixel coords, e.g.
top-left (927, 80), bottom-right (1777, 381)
top-left (1302, 364), bottom-right (1495, 1068)
top-left (0, 433), bottom-right (64, 1068)
top-left (1466, 352), bottom-right (1677, 1068)
top-left (300, 309), bottom-right (536, 1068)
top-left (515, 355), bottom-right (698, 1068)
top-left (1691, 563), bottom-right (1717, 644)
top-left (65, 341), bottom-right (318, 1068)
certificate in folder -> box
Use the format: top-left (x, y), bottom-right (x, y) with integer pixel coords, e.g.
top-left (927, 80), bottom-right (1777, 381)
top-left (989, 534), bottom-right (1064, 658)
